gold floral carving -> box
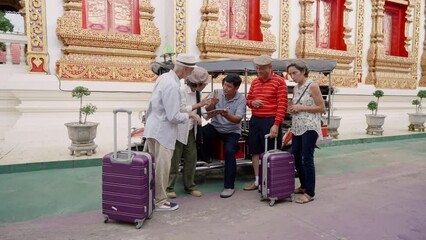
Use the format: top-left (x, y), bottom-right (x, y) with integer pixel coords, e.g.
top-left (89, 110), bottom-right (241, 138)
top-left (295, 0), bottom-right (358, 88)
top-left (197, 0), bottom-right (276, 59)
top-left (19, 0), bottom-right (25, 15)
top-left (420, 4), bottom-right (426, 86)
top-left (354, 0), bottom-right (365, 82)
top-left (409, 1), bottom-right (420, 79)
top-left (318, 2), bottom-right (331, 47)
top-left (56, 0), bottom-right (160, 82)
top-left (57, 54), bottom-right (156, 81)
top-left (218, 0), bottom-right (230, 37)
top-left (175, 0), bottom-right (187, 53)
top-left (408, 0), bottom-right (420, 84)
top-left (63, 0), bottom-right (83, 11)
top-left (25, 0), bottom-right (49, 73)
top-left (366, 0), bottom-right (417, 89)
top-left (279, 0), bottom-right (290, 58)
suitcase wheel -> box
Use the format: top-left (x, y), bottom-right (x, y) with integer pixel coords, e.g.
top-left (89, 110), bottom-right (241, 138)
top-left (269, 200), bottom-right (275, 207)
top-left (135, 219), bottom-right (145, 229)
top-left (103, 215), bottom-right (109, 223)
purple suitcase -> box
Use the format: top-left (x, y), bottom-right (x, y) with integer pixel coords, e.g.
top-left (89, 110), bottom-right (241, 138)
top-left (102, 109), bottom-right (154, 229)
top-left (259, 134), bottom-right (294, 206)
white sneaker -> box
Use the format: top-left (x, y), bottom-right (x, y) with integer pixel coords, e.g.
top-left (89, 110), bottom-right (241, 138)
top-left (220, 188), bottom-right (235, 198)
top-left (155, 201), bottom-right (179, 211)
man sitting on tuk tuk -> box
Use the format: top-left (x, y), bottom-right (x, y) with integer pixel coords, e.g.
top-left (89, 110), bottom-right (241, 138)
top-left (201, 74), bottom-right (247, 198)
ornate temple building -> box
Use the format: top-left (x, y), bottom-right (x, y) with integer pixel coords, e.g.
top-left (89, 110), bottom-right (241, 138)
top-left (1, 0), bottom-right (425, 164)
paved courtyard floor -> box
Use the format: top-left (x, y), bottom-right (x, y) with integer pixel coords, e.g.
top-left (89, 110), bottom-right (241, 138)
top-left (0, 136), bottom-right (425, 240)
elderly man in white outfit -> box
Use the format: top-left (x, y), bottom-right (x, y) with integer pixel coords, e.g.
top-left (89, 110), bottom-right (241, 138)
top-left (167, 67), bottom-right (209, 199)
top-left (143, 54), bottom-right (201, 211)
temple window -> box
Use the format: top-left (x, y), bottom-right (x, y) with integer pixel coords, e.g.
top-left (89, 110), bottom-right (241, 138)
top-left (82, 0), bottom-right (140, 34)
top-left (383, 0), bottom-right (408, 57)
top-left (315, 0), bottom-right (346, 51)
top-left (218, 0), bottom-right (262, 41)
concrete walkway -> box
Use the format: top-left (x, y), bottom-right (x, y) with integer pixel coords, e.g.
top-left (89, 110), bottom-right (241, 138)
top-left (1, 137), bottom-right (425, 240)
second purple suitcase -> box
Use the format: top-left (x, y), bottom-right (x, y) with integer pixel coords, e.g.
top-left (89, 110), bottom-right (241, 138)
top-left (102, 109), bottom-right (155, 229)
top-left (259, 134), bottom-right (294, 206)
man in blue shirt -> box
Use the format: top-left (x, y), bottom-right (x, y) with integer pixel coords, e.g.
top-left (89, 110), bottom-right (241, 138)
top-left (144, 53), bottom-right (201, 211)
top-left (201, 74), bottom-right (247, 198)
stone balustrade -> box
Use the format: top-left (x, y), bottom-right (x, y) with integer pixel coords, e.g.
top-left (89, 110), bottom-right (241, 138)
top-left (0, 32), bottom-right (27, 66)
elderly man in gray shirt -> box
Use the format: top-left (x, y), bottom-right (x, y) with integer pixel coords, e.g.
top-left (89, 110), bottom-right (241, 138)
top-left (144, 53), bottom-right (201, 211)
top-left (201, 74), bottom-right (247, 198)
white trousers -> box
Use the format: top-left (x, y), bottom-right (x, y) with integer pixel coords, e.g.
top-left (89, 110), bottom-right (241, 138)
top-left (143, 138), bottom-right (174, 206)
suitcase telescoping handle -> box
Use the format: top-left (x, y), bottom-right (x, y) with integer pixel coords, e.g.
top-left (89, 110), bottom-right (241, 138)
top-left (112, 108), bottom-right (133, 163)
top-left (264, 134), bottom-right (278, 152)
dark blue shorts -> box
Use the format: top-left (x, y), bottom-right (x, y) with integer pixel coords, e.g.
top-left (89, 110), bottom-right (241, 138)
top-left (248, 116), bottom-right (283, 155)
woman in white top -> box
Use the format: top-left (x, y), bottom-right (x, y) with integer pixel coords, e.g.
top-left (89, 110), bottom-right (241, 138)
top-left (287, 60), bottom-right (326, 204)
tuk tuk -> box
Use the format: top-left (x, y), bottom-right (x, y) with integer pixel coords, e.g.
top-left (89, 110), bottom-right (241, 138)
top-left (193, 58), bottom-right (337, 170)
top-left (134, 57), bottom-right (336, 171)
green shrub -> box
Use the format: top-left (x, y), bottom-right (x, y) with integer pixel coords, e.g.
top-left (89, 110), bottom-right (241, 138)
top-left (71, 86), bottom-right (97, 124)
top-left (367, 90), bottom-right (384, 115)
top-left (412, 90), bottom-right (426, 113)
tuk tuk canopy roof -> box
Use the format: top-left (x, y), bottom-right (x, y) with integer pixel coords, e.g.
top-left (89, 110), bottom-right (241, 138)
top-left (196, 59), bottom-right (337, 76)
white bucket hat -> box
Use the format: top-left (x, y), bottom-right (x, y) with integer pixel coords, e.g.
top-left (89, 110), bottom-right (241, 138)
top-left (175, 53), bottom-right (197, 68)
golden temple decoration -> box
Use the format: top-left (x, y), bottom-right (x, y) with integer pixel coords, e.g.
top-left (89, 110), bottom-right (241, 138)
top-left (279, 0), bottom-right (290, 58)
top-left (308, 72), bottom-right (329, 86)
top-left (19, 1), bottom-right (26, 23)
top-left (57, 54), bottom-right (155, 81)
top-left (197, 0), bottom-right (276, 59)
top-left (410, 0), bottom-right (421, 82)
top-left (366, 0), bottom-right (417, 89)
top-left (24, 0), bottom-right (49, 73)
top-left (419, 3), bottom-right (426, 86)
top-left (355, 0), bottom-right (365, 82)
top-left (56, 0), bottom-right (161, 82)
top-left (175, 0), bottom-right (187, 53)
top-left (295, 0), bottom-right (358, 88)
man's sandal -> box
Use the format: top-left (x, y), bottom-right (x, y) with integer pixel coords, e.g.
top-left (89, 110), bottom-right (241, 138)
top-left (295, 193), bottom-right (314, 204)
top-left (294, 187), bottom-right (306, 194)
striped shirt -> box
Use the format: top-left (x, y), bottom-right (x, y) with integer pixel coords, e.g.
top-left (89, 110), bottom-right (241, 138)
top-left (247, 73), bottom-right (288, 126)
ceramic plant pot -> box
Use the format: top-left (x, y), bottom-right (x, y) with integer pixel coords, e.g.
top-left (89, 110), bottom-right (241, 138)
top-left (365, 114), bottom-right (386, 135)
top-left (65, 122), bottom-right (99, 156)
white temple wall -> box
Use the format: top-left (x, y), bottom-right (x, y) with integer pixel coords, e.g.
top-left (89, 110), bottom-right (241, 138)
top-left (288, 1), bottom-right (301, 59)
top-left (46, 0), bottom-right (64, 76)
top-left (152, 0), bottom-right (176, 61)
top-left (186, 0), bottom-right (204, 58)
top-left (268, 0), bottom-right (281, 58)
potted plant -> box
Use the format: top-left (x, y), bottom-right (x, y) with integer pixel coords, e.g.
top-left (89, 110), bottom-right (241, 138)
top-left (65, 86), bottom-right (99, 156)
top-left (365, 90), bottom-right (385, 135)
top-left (408, 90), bottom-right (426, 131)
top-left (327, 87), bottom-right (342, 138)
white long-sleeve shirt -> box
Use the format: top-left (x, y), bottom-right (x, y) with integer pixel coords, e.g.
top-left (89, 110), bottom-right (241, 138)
top-left (176, 82), bottom-right (199, 145)
top-left (144, 71), bottom-right (189, 149)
